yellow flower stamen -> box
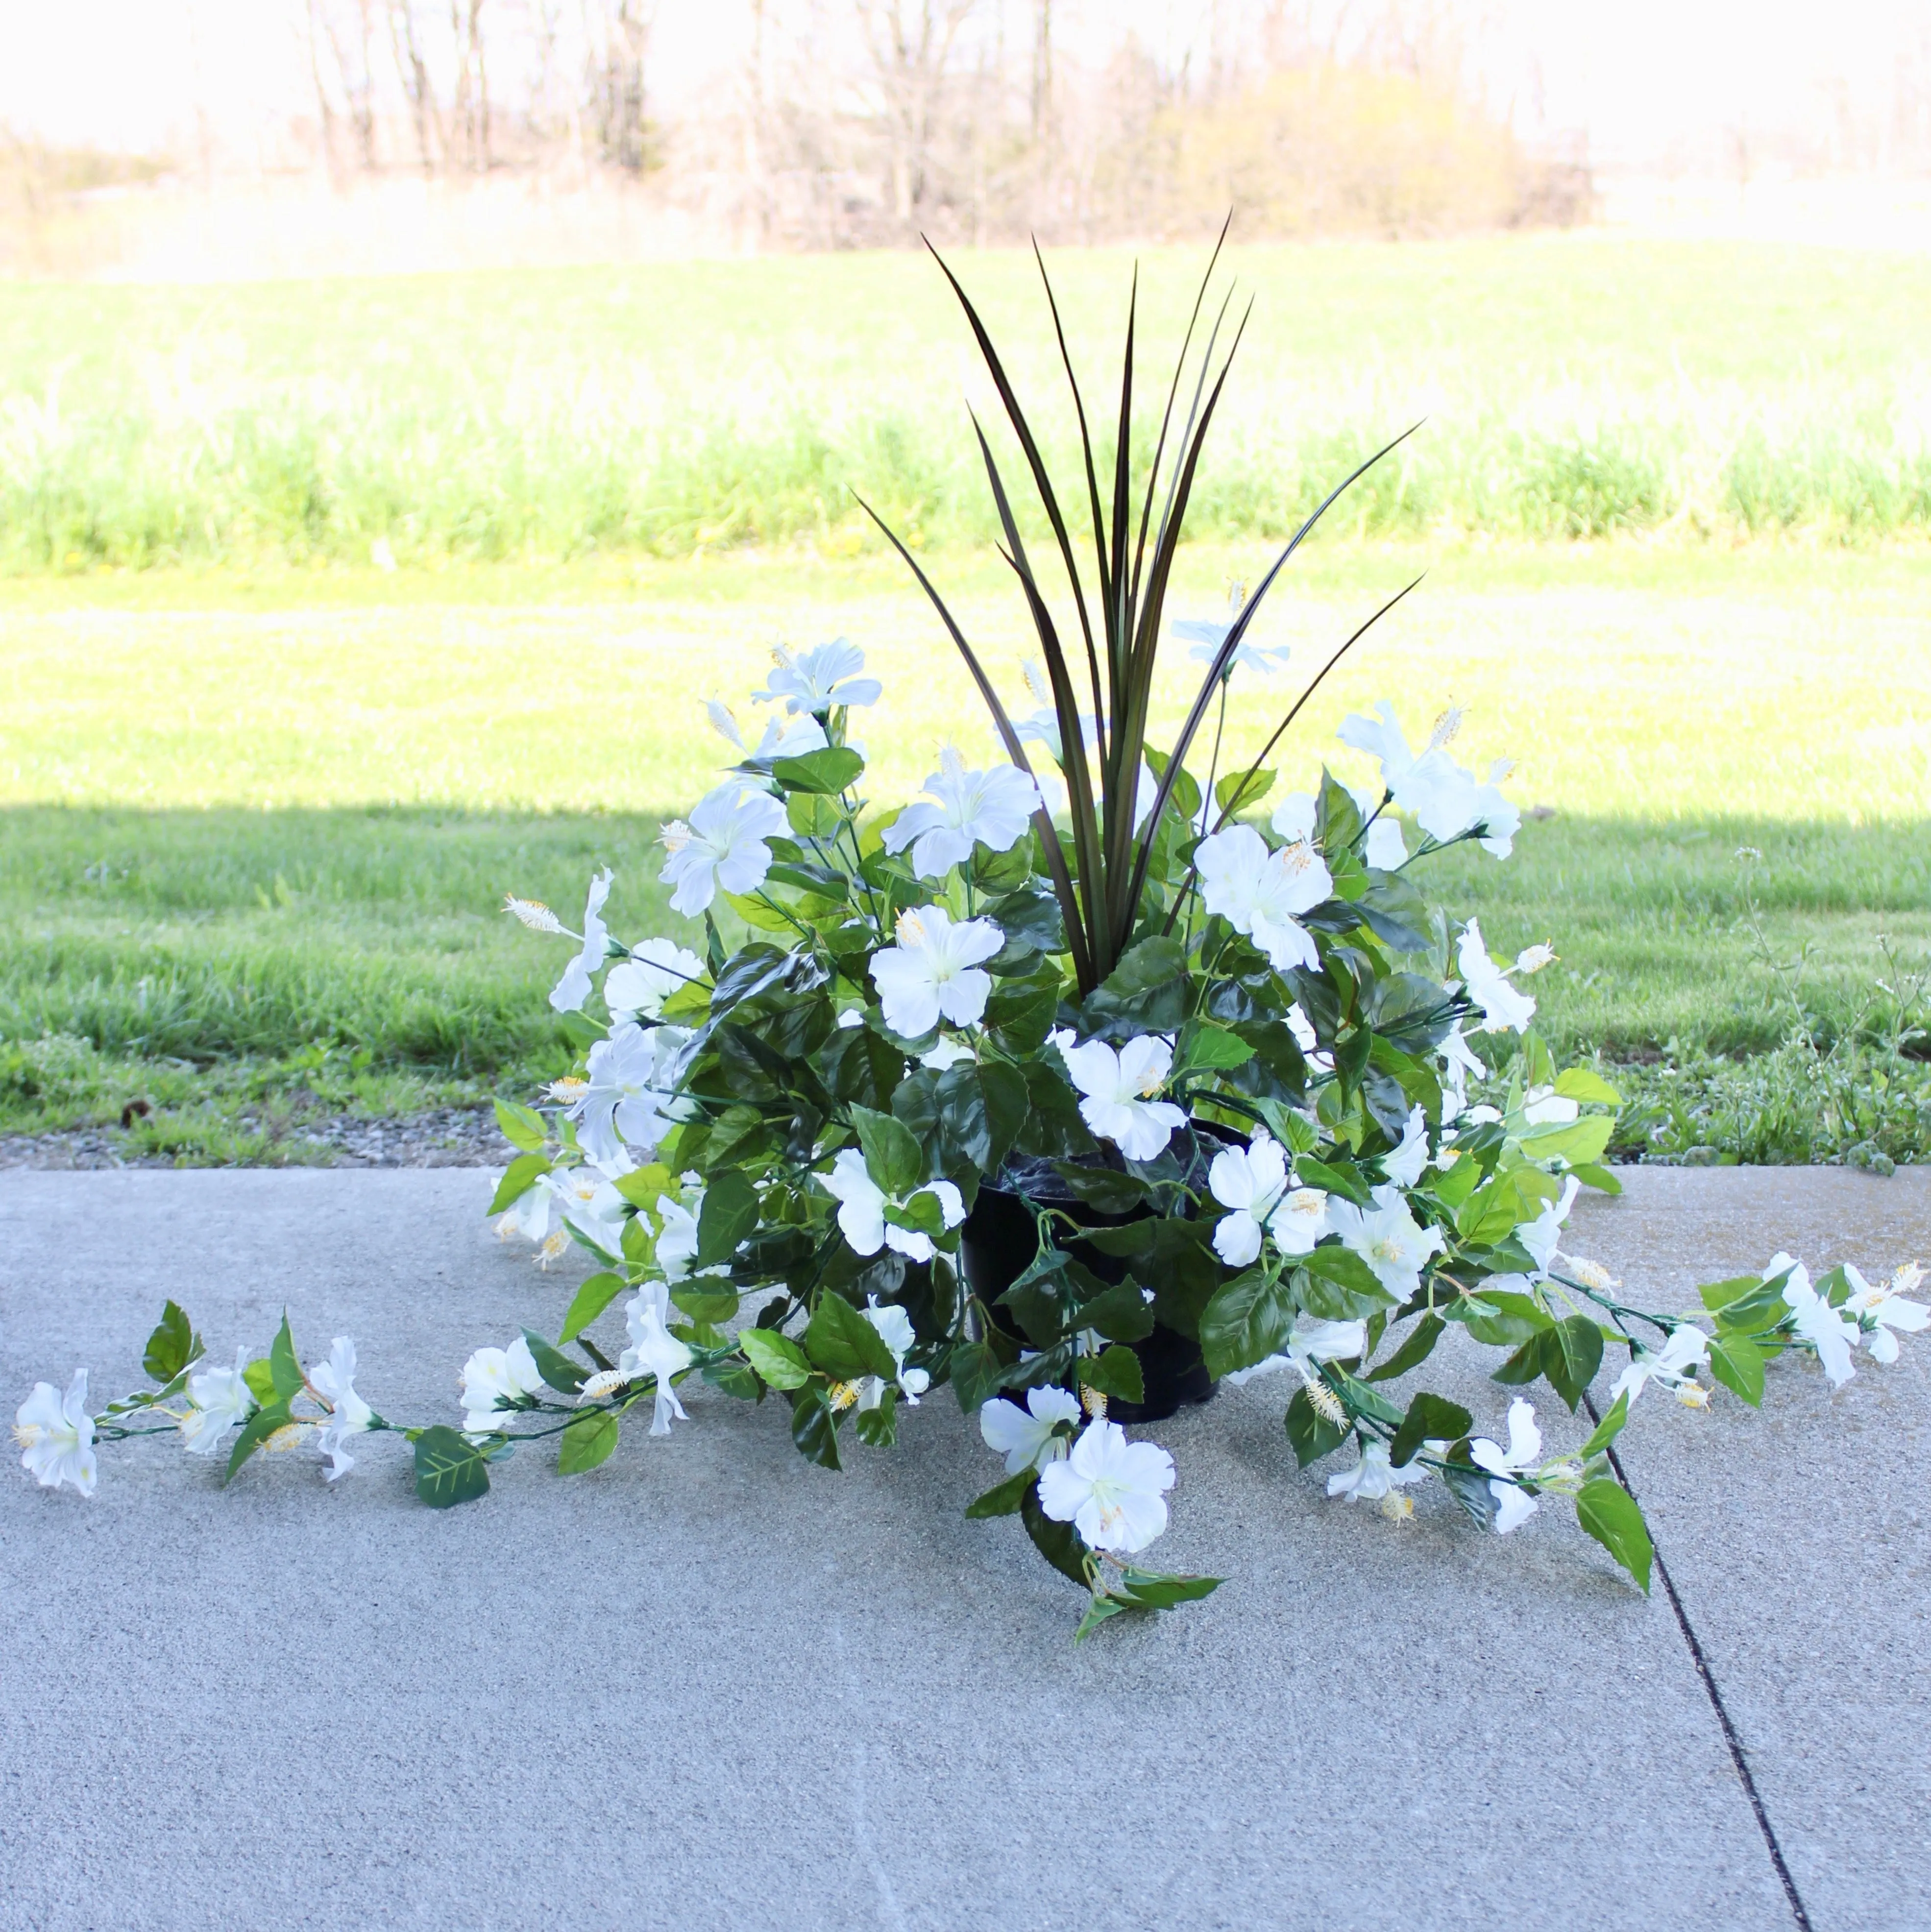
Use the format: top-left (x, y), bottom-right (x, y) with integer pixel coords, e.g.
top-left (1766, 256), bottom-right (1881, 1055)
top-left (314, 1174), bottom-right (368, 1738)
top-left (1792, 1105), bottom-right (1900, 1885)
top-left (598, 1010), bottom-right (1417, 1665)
top-left (1306, 1378), bottom-right (1347, 1427)
top-left (536, 1230), bottom-right (569, 1268)
top-left (1675, 1384), bottom-right (1711, 1409)
top-left (894, 908), bottom-right (927, 948)
top-left (1080, 1384), bottom-right (1109, 1421)
top-left (547, 1077), bottom-right (587, 1103)
top-left (1380, 1491), bottom-right (1415, 1522)
top-left (827, 1380), bottom-right (861, 1412)
top-left (12, 1423), bottom-right (43, 1449)
top-left (1567, 1257), bottom-right (1618, 1292)
top-left (263, 1424), bottom-right (305, 1454)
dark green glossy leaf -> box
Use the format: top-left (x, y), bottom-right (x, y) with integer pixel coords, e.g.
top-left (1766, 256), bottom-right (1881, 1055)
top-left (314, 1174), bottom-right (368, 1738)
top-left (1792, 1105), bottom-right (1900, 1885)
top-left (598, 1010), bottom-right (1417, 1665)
top-left (1075, 1280), bottom-right (1157, 1344)
top-left (803, 1292), bottom-right (898, 1382)
top-left (966, 1467), bottom-right (1038, 1518)
top-left (1021, 1482), bottom-right (1092, 1587)
top-left (950, 1339), bottom-right (1010, 1415)
top-left (1076, 1345), bottom-right (1145, 1404)
top-left (789, 1388), bottom-right (843, 1470)
top-left (1199, 1268), bottom-right (1295, 1379)
top-left (853, 1105), bottom-right (926, 1195)
top-left (1365, 1311), bottom-right (1444, 1382)
top-left (1285, 1385), bottom-right (1349, 1468)
top-left (696, 1167), bottom-right (760, 1269)
top-left (1297, 1244), bottom-right (1395, 1318)
top-left (519, 1328), bottom-right (588, 1396)
top-left (415, 1425), bottom-right (492, 1506)
top-left (1544, 1314), bottom-right (1605, 1412)
top-left (1387, 1391), bottom-right (1472, 1473)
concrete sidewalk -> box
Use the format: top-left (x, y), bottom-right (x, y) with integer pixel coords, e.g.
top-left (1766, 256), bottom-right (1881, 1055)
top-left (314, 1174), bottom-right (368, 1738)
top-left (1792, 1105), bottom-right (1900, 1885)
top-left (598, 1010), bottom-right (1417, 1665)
top-left (0, 1168), bottom-right (1925, 1932)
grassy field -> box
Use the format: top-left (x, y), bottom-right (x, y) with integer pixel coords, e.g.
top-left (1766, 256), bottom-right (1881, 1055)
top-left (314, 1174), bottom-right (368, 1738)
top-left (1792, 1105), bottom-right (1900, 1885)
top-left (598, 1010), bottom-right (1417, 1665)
top-left (2, 237), bottom-right (1927, 1163)
top-left (3, 236), bottom-right (1931, 571)
top-left (3, 539), bottom-right (1928, 1161)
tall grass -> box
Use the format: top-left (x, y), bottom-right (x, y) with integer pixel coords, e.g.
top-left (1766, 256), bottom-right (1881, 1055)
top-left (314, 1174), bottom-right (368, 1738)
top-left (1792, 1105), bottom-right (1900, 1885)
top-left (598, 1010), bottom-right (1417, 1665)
top-left (4, 237), bottom-right (1930, 571)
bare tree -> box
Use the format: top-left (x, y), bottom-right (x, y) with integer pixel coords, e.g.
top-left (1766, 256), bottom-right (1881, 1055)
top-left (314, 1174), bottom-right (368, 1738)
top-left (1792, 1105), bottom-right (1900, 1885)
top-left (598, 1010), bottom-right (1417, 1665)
top-left (856, 0), bottom-right (980, 228)
top-left (387, 0), bottom-right (443, 173)
top-left (450, 0), bottom-right (492, 169)
top-left (583, 0), bottom-right (656, 172)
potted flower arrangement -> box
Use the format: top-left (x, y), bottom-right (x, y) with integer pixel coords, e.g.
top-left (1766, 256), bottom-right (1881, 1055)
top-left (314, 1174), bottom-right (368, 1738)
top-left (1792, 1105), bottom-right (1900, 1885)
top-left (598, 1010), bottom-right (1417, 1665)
top-left (19, 250), bottom-right (1927, 1639)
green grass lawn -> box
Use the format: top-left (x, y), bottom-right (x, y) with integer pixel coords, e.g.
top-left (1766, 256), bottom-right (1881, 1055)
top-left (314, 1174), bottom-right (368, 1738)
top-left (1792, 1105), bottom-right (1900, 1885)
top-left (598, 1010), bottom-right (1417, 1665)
top-left (4, 235), bottom-right (1930, 569)
top-left (3, 539), bottom-right (1927, 1161)
top-left (4, 235), bottom-right (1928, 1161)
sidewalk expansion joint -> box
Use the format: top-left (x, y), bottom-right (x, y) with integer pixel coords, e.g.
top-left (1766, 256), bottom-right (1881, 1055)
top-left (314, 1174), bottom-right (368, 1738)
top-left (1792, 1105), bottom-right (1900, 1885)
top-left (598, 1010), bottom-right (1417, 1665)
top-left (1583, 1394), bottom-right (1815, 1932)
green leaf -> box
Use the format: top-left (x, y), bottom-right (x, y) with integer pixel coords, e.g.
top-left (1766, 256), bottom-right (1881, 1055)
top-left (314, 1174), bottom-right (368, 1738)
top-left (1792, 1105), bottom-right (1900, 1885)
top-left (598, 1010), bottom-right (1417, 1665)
top-left (696, 1167), bottom-right (760, 1269)
top-left (224, 1398), bottom-right (291, 1482)
top-left (1455, 1289), bottom-right (1550, 1347)
top-left (1077, 1345), bottom-right (1145, 1405)
top-left (1707, 1330), bottom-right (1765, 1407)
top-left (268, 1313), bottom-right (305, 1402)
top-left (786, 788), bottom-right (842, 837)
top-left (414, 1425), bottom-right (493, 1506)
top-left (1075, 1280), bottom-right (1156, 1345)
top-left (1702, 1271), bottom-right (1789, 1333)
top-left (142, 1301), bottom-right (203, 1385)
top-left (1576, 1477), bottom-right (1653, 1593)
top-left (1518, 1115), bottom-right (1614, 1166)
top-left (519, 1328), bottom-right (587, 1396)
top-left (803, 1293), bottom-right (897, 1381)
top-left (1215, 765), bottom-right (1274, 816)
top-left (1387, 1392), bottom-right (1472, 1472)
top-left (671, 1283), bottom-right (739, 1325)
top-left (1553, 1068), bottom-right (1622, 1106)
top-left (1365, 1311), bottom-right (1444, 1382)
top-left (950, 1339), bottom-right (1009, 1415)
top-left (242, 1357), bottom-right (277, 1406)
top-left (1297, 1244), bottom-right (1395, 1317)
top-left (558, 1271), bottom-right (627, 1344)
top-left (1543, 1314), bottom-right (1605, 1412)
top-left (1081, 936), bottom-right (1189, 1037)
top-left (1570, 1161), bottom-right (1622, 1196)
top-left (1580, 1390), bottom-right (1631, 1456)
top-left (966, 1467), bottom-right (1037, 1518)
top-left (1110, 1567), bottom-right (1224, 1611)
top-left (488, 1152), bottom-right (552, 1215)
top-left (1285, 1385), bottom-right (1349, 1468)
top-left (789, 1387), bottom-right (843, 1470)
top-left (983, 976), bottom-right (1060, 1054)
top-left (1293, 1155), bottom-right (1370, 1206)
top-left (772, 746), bottom-right (864, 793)
top-left (1073, 1592), bottom-right (1135, 1641)
top-left (556, 1410), bottom-right (620, 1475)
top-left (856, 1389), bottom-right (899, 1448)
top-left (1174, 1020), bottom-right (1255, 1075)
top-left (1049, 1163), bottom-right (1154, 1214)
top-left (853, 1104), bottom-right (926, 1194)
top-left (612, 1161), bottom-right (676, 1208)
top-left (1020, 1482), bottom-right (1091, 1587)
top-left (1491, 1335), bottom-right (1546, 1385)
top-left (739, 1328), bottom-right (814, 1392)
top-left (492, 1098), bottom-right (548, 1153)
top-left (1199, 1268), bottom-right (1295, 1379)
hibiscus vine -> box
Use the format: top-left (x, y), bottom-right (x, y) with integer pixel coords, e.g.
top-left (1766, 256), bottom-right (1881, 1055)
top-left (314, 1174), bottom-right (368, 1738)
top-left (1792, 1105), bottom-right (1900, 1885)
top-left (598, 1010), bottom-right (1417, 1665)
top-left (17, 251), bottom-right (1927, 1639)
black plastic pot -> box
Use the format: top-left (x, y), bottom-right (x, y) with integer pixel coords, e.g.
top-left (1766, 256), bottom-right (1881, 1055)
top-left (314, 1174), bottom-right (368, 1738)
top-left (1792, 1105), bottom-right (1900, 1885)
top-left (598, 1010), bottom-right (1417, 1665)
top-left (959, 1132), bottom-right (1227, 1425)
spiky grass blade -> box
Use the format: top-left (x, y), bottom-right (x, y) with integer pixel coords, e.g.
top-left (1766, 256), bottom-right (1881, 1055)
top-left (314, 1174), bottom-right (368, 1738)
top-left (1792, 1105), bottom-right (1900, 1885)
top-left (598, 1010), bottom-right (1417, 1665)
top-left (1122, 423), bottom-right (1422, 928)
top-left (855, 491), bottom-right (1095, 989)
